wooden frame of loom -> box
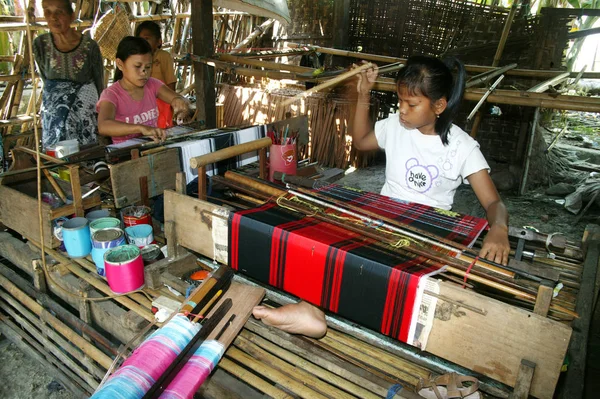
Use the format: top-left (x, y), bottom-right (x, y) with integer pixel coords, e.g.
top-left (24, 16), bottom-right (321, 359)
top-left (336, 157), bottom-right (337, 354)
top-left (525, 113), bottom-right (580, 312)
top-left (145, 140), bottom-right (575, 398)
top-left (0, 148), bottom-right (102, 248)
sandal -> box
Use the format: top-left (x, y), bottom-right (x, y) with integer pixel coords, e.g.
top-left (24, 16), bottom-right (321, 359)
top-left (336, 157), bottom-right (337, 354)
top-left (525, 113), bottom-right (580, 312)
top-left (417, 373), bottom-right (480, 399)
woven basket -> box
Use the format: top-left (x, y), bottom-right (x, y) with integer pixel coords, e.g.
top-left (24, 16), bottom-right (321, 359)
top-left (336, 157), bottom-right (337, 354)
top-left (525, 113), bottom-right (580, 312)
top-left (92, 5), bottom-right (131, 61)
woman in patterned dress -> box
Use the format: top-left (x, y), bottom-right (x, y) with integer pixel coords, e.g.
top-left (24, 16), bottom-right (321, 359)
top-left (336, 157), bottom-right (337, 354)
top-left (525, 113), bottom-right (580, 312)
top-left (33, 0), bottom-right (104, 150)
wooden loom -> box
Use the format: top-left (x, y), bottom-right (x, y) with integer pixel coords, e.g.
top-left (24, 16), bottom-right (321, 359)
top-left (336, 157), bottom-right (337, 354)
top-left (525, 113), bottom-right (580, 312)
top-left (0, 138), bottom-right (595, 398)
top-left (143, 139), bottom-right (590, 398)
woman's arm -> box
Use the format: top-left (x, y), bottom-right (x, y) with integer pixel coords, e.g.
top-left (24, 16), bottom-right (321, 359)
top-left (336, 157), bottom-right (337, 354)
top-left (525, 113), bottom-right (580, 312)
top-left (97, 101), bottom-right (165, 142)
top-left (466, 169), bottom-right (510, 265)
top-left (352, 64), bottom-right (380, 151)
top-left (157, 85), bottom-right (191, 123)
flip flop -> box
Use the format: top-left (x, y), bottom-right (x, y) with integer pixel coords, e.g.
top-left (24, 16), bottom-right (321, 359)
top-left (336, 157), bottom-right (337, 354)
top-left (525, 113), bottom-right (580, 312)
top-left (417, 373), bottom-right (480, 399)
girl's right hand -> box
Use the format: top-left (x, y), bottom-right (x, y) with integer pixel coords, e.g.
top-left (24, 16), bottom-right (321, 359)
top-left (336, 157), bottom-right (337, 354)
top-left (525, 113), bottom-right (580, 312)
top-left (356, 62), bottom-right (378, 96)
top-left (140, 125), bottom-right (166, 142)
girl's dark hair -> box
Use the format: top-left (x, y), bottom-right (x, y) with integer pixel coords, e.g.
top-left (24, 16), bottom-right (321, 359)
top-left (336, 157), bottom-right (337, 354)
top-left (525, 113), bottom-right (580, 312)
top-left (134, 21), bottom-right (162, 43)
top-left (395, 55), bottom-right (466, 145)
top-left (42, 0), bottom-right (74, 14)
top-left (114, 36), bottom-right (152, 81)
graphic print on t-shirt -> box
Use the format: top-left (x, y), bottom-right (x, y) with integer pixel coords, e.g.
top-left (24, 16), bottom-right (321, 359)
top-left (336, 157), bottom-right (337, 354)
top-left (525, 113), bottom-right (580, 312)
top-left (125, 108), bottom-right (159, 125)
top-left (405, 158), bottom-right (439, 193)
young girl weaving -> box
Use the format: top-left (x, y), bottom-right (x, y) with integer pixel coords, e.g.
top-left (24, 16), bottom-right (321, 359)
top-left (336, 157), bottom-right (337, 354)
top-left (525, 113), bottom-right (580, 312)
top-left (97, 36), bottom-right (190, 144)
top-left (353, 56), bottom-right (510, 265)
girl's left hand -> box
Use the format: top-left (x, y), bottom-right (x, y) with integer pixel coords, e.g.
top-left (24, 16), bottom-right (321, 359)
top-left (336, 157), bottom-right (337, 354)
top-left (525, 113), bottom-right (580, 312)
top-left (479, 224), bottom-right (510, 265)
top-left (171, 96), bottom-right (192, 125)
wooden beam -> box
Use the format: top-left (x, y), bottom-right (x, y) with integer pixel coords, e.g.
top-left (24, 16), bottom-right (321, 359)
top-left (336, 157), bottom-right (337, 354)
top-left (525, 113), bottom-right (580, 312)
top-left (560, 225), bottom-right (600, 399)
top-left (192, 0), bottom-right (216, 128)
top-left (493, 2), bottom-right (519, 67)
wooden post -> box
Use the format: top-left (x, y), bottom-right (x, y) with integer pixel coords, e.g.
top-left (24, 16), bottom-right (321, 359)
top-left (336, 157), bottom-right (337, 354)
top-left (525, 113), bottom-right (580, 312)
top-left (198, 166), bottom-right (207, 200)
top-left (259, 147), bottom-right (267, 180)
top-left (139, 175), bottom-right (149, 207)
top-left (533, 281), bottom-right (553, 317)
top-left (68, 165), bottom-right (84, 217)
top-left (165, 220), bottom-right (180, 259)
top-left (32, 259), bottom-right (47, 293)
top-left (471, 1), bottom-right (520, 138)
top-left (192, 0), bottom-right (216, 128)
top-left (509, 359), bottom-right (536, 399)
top-left (175, 171), bottom-right (186, 195)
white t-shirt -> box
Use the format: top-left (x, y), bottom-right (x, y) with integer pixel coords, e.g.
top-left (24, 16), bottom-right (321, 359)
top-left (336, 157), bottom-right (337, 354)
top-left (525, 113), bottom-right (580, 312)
top-left (374, 114), bottom-right (489, 210)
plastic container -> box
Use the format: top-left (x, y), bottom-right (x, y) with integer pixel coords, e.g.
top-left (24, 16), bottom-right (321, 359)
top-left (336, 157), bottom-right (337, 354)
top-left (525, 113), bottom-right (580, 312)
top-left (269, 143), bottom-right (297, 182)
top-left (55, 139), bottom-right (79, 158)
top-left (61, 217), bottom-right (91, 258)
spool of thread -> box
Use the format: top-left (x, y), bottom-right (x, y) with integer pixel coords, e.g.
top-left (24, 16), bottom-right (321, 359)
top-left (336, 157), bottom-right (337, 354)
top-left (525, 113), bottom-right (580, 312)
top-left (91, 229), bottom-right (125, 276)
top-left (121, 205), bottom-right (152, 228)
top-left (89, 217), bottom-right (121, 235)
top-left (90, 315), bottom-right (224, 399)
top-left (104, 245), bottom-right (145, 294)
top-left (61, 217), bottom-right (92, 258)
top-left (125, 224), bottom-right (154, 248)
top-left (85, 209), bottom-right (110, 223)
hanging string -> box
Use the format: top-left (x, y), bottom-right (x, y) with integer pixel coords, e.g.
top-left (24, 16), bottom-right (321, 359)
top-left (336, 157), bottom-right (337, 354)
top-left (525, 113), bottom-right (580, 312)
top-left (462, 256), bottom-right (479, 289)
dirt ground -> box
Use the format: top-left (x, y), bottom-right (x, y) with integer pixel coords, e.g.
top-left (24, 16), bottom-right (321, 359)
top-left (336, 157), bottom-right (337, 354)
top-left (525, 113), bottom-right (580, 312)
top-left (0, 164), bottom-right (598, 399)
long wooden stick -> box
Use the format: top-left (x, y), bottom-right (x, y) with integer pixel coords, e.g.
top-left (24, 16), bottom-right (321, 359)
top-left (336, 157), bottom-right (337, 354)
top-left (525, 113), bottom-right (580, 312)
top-left (281, 63), bottom-right (373, 107)
top-left (239, 329), bottom-right (379, 399)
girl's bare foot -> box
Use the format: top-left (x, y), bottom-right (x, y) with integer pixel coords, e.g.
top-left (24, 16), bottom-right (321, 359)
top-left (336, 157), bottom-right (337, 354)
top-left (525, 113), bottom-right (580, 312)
top-left (252, 301), bottom-right (327, 338)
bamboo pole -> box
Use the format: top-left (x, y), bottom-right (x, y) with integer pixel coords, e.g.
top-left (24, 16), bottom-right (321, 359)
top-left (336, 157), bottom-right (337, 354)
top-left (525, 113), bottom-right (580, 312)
top-left (219, 357), bottom-right (294, 399)
top-left (286, 42), bottom-right (600, 79)
top-left (231, 19), bottom-right (275, 52)
top-left (216, 53), bottom-right (313, 73)
top-left (225, 346), bottom-right (330, 399)
top-left (245, 319), bottom-right (391, 396)
top-left (0, 320), bottom-right (88, 397)
top-left (0, 261), bottom-right (119, 355)
top-left (239, 330), bottom-right (380, 399)
top-left (0, 296), bottom-right (100, 389)
top-left (492, 2), bottom-right (519, 67)
top-left (527, 72), bottom-right (570, 93)
top-left (233, 335), bottom-right (354, 398)
top-left (0, 273), bottom-right (114, 369)
top-left (0, 20), bottom-right (93, 32)
top-left (281, 63), bottom-right (373, 107)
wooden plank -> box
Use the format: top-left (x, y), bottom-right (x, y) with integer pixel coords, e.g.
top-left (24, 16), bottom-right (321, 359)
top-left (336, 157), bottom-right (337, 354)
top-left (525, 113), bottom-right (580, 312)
top-left (533, 283), bottom-right (553, 317)
top-left (560, 225), bottom-right (600, 399)
top-left (0, 185), bottom-right (56, 247)
top-left (206, 282), bottom-right (264, 347)
top-left (426, 281), bottom-right (571, 399)
top-left (110, 148), bottom-right (181, 208)
top-left (164, 190), bottom-right (229, 261)
top-left (509, 359), bottom-right (536, 399)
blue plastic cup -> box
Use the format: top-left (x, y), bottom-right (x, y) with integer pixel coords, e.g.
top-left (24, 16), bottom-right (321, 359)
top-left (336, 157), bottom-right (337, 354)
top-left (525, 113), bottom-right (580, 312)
top-left (62, 217), bottom-right (92, 258)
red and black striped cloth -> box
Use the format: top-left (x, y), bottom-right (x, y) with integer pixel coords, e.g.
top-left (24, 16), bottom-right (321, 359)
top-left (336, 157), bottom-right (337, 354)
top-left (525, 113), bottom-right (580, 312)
top-left (228, 184), bottom-right (488, 343)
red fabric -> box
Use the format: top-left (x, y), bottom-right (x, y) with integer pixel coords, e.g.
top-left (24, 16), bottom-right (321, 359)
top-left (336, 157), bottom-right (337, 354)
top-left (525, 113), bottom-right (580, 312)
top-left (157, 98), bottom-right (173, 129)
